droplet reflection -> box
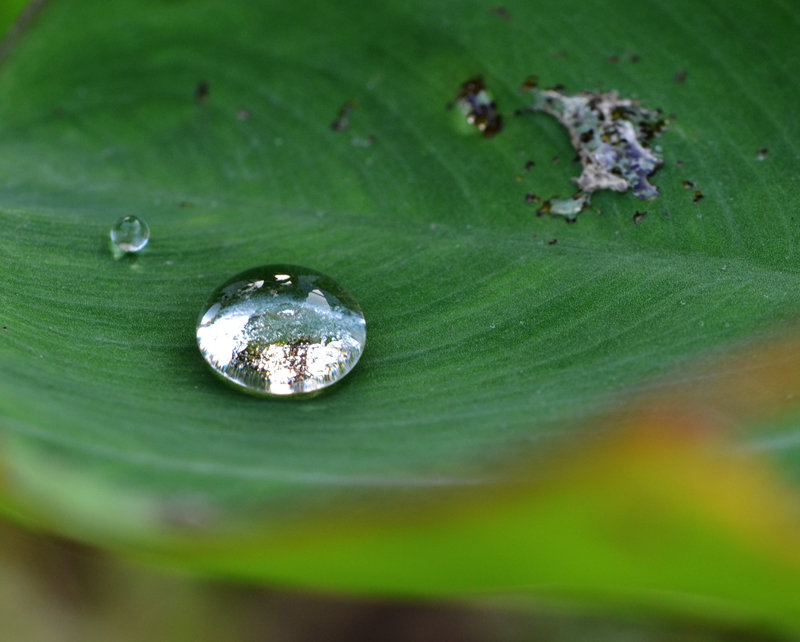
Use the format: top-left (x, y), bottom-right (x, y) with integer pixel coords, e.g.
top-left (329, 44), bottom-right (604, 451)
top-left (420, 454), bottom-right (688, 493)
top-left (196, 265), bottom-right (366, 397)
top-left (109, 215), bottom-right (150, 256)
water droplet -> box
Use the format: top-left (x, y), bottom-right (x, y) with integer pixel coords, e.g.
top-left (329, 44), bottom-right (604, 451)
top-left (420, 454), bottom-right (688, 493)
top-left (196, 265), bottom-right (366, 397)
top-left (109, 215), bottom-right (149, 255)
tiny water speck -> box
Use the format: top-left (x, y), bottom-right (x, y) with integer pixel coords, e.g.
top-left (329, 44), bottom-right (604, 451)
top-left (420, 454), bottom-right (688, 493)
top-left (110, 215), bottom-right (149, 254)
top-left (196, 265), bottom-right (366, 397)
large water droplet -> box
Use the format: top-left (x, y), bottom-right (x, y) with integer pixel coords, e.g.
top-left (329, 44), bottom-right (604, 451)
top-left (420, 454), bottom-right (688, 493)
top-left (110, 215), bottom-right (150, 254)
top-left (196, 265), bottom-right (366, 397)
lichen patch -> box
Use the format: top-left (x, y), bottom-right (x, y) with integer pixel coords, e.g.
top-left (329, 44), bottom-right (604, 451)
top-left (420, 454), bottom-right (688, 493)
top-left (523, 83), bottom-right (667, 219)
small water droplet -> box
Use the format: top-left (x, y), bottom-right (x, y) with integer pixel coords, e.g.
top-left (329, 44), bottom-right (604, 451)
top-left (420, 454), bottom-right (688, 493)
top-left (109, 215), bottom-right (149, 255)
top-left (196, 265), bottom-right (366, 397)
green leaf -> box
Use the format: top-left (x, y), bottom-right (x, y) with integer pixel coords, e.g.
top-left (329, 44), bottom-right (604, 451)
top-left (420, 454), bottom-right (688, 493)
top-left (0, 0), bottom-right (28, 38)
top-left (2, 0), bottom-right (800, 628)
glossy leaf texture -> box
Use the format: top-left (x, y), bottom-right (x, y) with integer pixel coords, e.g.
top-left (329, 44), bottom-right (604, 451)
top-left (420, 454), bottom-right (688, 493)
top-left (1, 0), bottom-right (800, 629)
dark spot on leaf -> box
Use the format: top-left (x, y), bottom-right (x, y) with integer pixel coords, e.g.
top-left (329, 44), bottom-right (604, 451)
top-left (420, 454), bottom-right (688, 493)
top-left (663, 210), bottom-right (670, 216)
top-left (552, 155), bottom-right (560, 164)
top-left (537, 199), bottom-right (551, 217)
top-left (693, 190), bottom-right (704, 204)
top-left (631, 54), bottom-right (641, 63)
top-left (633, 210), bottom-right (647, 224)
top-left (521, 75), bottom-right (539, 91)
top-left (524, 193), bottom-right (540, 203)
top-left (608, 55), bottom-right (619, 64)
top-left (674, 70), bottom-right (688, 83)
top-left (490, 6), bottom-right (511, 19)
top-left (676, 160), bottom-right (684, 166)
top-left (682, 180), bottom-right (694, 189)
top-left (757, 147), bottom-right (769, 161)
top-left (178, 201), bottom-right (194, 209)
top-left (453, 76), bottom-right (503, 137)
top-left (548, 238), bottom-right (558, 245)
top-left (195, 81), bottom-right (209, 104)
top-left (525, 160), bottom-right (535, 170)
top-left (2, 326), bottom-right (7, 331)
top-left (331, 100), bottom-right (357, 132)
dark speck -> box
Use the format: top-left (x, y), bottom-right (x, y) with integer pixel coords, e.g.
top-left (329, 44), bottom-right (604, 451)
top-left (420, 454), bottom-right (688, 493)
top-left (453, 77), bottom-right (503, 137)
top-left (552, 155), bottom-right (560, 164)
top-left (524, 193), bottom-right (540, 204)
top-left (693, 190), bottom-right (704, 204)
top-left (331, 100), bottom-right (357, 132)
top-left (675, 70), bottom-right (688, 83)
top-left (548, 238), bottom-right (558, 245)
top-left (682, 180), bottom-right (694, 189)
top-left (195, 81), bottom-right (209, 104)
top-left (2, 326), bottom-right (7, 331)
top-left (525, 160), bottom-right (535, 170)
top-left (633, 210), bottom-right (647, 225)
top-left (178, 201), bottom-right (194, 209)
top-left (757, 147), bottom-right (769, 160)
top-left (663, 210), bottom-right (670, 216)
top-left (608, 55), bottom-right (619, 64)
top-left (490, 6), bottom-right (511, 19)
top-left (676, 160), bottom-right (684, 167)
top-left (631, 54), bottom-right (641, 63)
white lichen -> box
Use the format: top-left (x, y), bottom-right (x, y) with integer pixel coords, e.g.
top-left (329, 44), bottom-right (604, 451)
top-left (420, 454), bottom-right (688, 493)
top-left (523, 80), bottom-right (667, 219)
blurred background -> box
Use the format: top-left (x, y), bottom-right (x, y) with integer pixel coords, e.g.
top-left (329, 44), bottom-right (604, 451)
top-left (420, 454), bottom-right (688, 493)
top-left (0, 521), bottom-right (787, 642)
